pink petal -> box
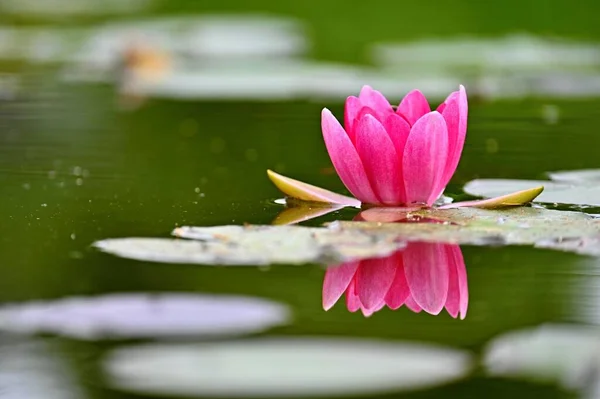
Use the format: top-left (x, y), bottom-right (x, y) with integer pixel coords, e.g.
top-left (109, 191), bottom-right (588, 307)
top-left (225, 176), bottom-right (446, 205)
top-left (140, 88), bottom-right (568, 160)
top-left (402, 111), bottom-right (449, 205)
top-left (321, 109), bottom-right (380, 204)
top-left (447, 245), bottom-right (468, 319)
top-left (397, 89), bottom-right (431, 126)
top-left (346, 280), bottom-right (361, 312)
top-left (344, 96), bottom-right (361, 134)
top-left (384, 252), bottom-right (410, 309)
top-left (404, 296), bottom-right (422, 313)
top-left (403, 242), bottom-right (450, 315)
top-left (438, 86), bottom-right (468, 193)
top-left (322, 262), bottom-right (359, 310)
top-left (356, 255), bottom-right (397, 310)
top-left (382, 114), bottom-right (411, 204)
top-left (358, 85), bottom-right (393, 116)
top-left (355, 114), bottom-right (403, 205)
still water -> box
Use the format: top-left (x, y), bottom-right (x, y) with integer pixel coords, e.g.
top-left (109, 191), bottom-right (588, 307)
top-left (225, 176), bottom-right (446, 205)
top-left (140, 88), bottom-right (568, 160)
top-left (2, 3), bottom-right (600, 399)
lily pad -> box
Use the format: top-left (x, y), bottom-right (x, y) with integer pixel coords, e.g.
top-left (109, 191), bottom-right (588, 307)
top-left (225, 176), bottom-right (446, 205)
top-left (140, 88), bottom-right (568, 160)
top-left (104, 337), bottom-right (472, 397)
top-left (464, 169), bottom-right (600, 207)
top-left (484, 324), bottom-right (600, 391)
top-left (95, 226), bottom-right (405, 266)
top-left (0, 293), bottom-right (289, 340)
top-left (95, 207), bottom-right (600, 266)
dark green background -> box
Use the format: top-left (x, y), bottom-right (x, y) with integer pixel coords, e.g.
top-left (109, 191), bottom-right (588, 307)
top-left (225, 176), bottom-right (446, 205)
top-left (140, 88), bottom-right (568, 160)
top-left (1, 1), bottom-right (599, 398)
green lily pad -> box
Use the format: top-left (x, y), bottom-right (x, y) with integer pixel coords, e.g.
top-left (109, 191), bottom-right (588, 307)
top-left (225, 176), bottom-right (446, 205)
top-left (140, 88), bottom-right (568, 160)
top-left (95, 207), bottom-right (600, 266)
top-left (464, 169), bottom-right (600, 207)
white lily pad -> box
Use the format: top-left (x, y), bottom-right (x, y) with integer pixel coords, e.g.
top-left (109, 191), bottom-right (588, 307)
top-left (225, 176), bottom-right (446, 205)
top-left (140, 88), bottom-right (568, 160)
top-left (464, 169), bottom-right (600, 207)
top-left (0, 293), bottom-right (289, 340)
top-left (484, 324), bottom-right (600, 391)
top-left (104, 337), bottom-right (472, 397)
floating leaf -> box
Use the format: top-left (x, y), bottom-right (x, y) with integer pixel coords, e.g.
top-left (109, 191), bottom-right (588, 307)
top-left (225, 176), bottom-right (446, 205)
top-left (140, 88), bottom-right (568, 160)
top-left (104, 337), bottom-right (472, 397)
top-left (484, 324), bottom-right (600, 391)
top-left (95, 226), bottom-right (405, 266)
top-left (94, 207), bottom-right (600, 266)
top-left (465, 169), bottom-right (600, 207)
top-left (440, 186), bottom-right (544, 209)
top-left (547, 169), bottom-right (600, 184)
top-left (267, 170), bottom-right (360, 206)
top-left (0, 294), bottom-right (289, 340)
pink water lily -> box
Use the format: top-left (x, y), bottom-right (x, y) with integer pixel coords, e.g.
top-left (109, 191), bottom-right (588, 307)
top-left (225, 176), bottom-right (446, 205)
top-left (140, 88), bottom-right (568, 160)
top-left (322, 85), bottom-right (468, 206)
top-left (323, 243), bottom-right (468, 319)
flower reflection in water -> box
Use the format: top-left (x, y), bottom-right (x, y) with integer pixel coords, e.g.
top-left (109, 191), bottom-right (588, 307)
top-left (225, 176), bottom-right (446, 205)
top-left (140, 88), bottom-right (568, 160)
top-left (323, 242), bottom-right (468, 318)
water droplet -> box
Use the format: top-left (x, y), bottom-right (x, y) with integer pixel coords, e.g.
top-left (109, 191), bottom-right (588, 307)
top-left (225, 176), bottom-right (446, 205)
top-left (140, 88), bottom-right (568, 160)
top-left (485, 138), bottom-right (499, 154)
top-left (76, 178), bottom-right (83, 186)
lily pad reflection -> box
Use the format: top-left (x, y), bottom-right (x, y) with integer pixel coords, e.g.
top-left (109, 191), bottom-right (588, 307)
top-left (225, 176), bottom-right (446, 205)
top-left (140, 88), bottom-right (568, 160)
top-left (0, 293), bottom-right (289, 340)
top-left (104, 337), bottom-right (472, 397)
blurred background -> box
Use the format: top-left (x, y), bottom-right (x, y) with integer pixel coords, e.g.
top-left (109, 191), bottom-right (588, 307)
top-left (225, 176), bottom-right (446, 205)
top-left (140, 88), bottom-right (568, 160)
top-left (2, 0), bottom-right (600, 398)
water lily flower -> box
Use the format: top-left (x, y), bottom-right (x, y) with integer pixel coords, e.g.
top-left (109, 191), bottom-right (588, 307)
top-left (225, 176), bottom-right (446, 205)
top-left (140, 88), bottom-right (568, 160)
top-left (322, 85), bottom-right (467, 206)
top-left (323, 243), bottom-right (468, 318)
top-left (266, 84), bottom-right (543, 211)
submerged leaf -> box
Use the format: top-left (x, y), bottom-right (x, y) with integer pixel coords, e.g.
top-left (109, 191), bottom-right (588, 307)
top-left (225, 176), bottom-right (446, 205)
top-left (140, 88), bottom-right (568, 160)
top-left (440, 186), bottom-right (544, 209)
top-left (267, 170), bottom-right (360, 206)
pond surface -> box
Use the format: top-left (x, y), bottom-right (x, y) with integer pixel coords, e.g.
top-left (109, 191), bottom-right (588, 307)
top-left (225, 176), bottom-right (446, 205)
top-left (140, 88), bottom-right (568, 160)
top-left (2, 3), bottom-right (600, 399)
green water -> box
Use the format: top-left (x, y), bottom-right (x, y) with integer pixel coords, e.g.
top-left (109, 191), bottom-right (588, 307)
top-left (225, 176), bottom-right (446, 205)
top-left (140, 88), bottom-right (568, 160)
top-left (2, 1), bottom-right (600, 398)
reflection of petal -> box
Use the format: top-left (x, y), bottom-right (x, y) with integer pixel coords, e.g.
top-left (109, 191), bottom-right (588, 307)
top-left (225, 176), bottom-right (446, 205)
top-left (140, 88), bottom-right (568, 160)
top-left (356, 255), bottom-right (398, 310)
top-left (322, 241), bottom-right (468, 319)
top-left (404, 243), bottom-right (449, 315)
top-left (361, 300), bottom-right (386, 317)
top-left (385, 252), bottom-right (410, 309)
top-left (323, 262), bottom-right (359, 311)
top-left (404, 296), bottom-right (423, 313)
top-left (346, 280), bottom-right (361, 313)
top-left (452, 246), bottom-right (469, 319)
top-left (272, 204), bottom-right (344, 225)
top-left (445, 247), bottom-right (461, 319)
